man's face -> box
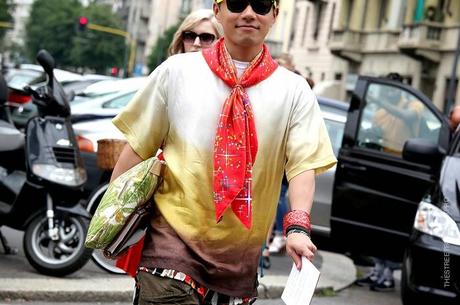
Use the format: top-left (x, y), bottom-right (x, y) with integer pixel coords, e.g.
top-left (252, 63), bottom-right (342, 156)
top-left (213, 0), bottom-right (278, 49)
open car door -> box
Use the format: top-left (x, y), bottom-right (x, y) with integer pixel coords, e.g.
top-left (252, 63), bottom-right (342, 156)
top-left (330, 76), bottom-right (451, 261)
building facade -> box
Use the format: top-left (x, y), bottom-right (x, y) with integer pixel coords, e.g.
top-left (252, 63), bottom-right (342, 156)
top-left (264, 0), bottom-right (296, 58)
top-left (121, 0), bottom-right (213, 74)
top-left (5, 0), bottom-right (34, 47)
top-left (288, 0), bottom-right (348, 100)
top-left (330, 0), bottom-right (460, 111)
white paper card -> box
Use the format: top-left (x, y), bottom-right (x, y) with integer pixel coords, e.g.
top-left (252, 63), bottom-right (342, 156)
top-left (281, 256), bottom-right (321, 305)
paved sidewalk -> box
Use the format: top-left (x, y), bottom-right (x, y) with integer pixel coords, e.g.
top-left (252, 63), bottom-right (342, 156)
top-left (0, 250), bottom-right (356, 302)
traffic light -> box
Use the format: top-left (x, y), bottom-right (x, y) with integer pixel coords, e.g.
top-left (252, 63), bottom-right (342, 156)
top-left (78, 16), bottom-right (88, 31)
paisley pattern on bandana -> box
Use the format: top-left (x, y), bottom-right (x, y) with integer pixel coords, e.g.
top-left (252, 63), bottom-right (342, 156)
top-left (202, 38), bottom-right (278, 229)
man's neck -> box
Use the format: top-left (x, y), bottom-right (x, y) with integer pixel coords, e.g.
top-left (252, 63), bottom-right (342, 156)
top-left (224, 40), bottom-right (263, 62)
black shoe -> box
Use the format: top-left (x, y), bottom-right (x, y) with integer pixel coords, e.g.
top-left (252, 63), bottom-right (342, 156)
top-left (370, 279), bottom-right (395, 292)
top-left (355, 273), bottom-right (378, 287)
top-left (262, 255), bottom-right (271, 269)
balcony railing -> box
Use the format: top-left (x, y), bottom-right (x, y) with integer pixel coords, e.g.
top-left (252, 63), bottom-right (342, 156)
top-left (361, 31), bottom-right (400, 52)
top-left (330, 29), bottom-right (401, 61)
top-left (329, 30), bottom-right (362, 52)
top-left (399, 22), bottom-right (443, 50)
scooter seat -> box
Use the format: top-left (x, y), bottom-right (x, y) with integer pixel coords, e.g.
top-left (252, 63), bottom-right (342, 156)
top-left (0, 120), bottom-right (24, 152)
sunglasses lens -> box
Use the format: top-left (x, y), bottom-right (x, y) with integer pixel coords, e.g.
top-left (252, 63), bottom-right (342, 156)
top-left (199, 33), bottom-right (216, 45)
top-left (250, 0), bottom-right (273, 15)
top-left (226, 0), bottom-right (273, 15)
top-left (226, 0), bottom-right (249, 13)
top-left (183, 32), bottom-right (216, 46)
top-left (183, 31), bottom-right (197, 43)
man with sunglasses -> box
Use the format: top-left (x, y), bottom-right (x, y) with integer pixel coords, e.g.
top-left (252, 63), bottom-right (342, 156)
top-left (112, 1), bottom-right (336, 304)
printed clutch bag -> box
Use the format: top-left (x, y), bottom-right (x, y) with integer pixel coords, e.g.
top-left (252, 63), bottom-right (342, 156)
top-left (85, 156), bottom-right (165, 249)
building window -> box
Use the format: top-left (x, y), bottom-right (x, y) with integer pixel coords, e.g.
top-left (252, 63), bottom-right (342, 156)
top-left (302, 7), bottom-right (310, 46)
top-left (345, 0), bottom-right (354, 30)
top-left (377, 0), bottom-right (389, 29)
top-left (328, 2), bottom-right (336, 40)
top-left (181, 0), bottom-right (192, 16)
top-left (321, 72), bottom-right (326, 81)
top-left (313, 2), bottom-right (326, 40)
top-left (335, 73), bottom-right (343, 81)
top-left (203, 0), bottom-right (213, 9)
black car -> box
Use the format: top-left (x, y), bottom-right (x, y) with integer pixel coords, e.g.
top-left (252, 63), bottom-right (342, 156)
top-left (331, 76), bottom-right (459, 304)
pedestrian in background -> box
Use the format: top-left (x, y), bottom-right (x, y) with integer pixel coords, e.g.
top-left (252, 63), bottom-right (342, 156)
top-left (265, 59), bottom-right (317, 262)
top-left (449, 105), bottom-right (460, 131)
top-left (112, 0), bottom-right (336, 303)
top-left (168, 9), bottom-right (223, 56)
top-left (263, 54), bottom-right (299, 266)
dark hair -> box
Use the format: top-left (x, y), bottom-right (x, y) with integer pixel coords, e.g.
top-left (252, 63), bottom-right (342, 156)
top-left (385, 72), bottom-right (403, 83)
top-left (306, 77), bottom-right (315, 89)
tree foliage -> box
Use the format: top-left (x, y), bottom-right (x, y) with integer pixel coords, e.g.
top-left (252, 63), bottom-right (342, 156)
top-left (25, 0), bottom-right (82, 66)
top-left (147, 23), bottom-right (180, 72)
top-left (24, 0), bottom-right (125, 72)
top-left (0, 0), bottom-right (14, 46)
top-left (70, 3), bottom-right (125, 73)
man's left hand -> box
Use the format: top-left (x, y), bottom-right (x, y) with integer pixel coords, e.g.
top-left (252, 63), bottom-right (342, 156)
top-left (285, 232), bottom-right (316, 270)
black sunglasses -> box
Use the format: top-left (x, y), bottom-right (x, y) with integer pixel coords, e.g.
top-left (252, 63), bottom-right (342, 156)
top-left (225, 0), bottom-right (276, 15)
top-left (182, 31), bottom-right (216, 46)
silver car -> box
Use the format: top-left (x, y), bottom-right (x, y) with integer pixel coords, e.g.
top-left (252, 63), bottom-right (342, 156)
top-left (311, 101), bottom-right (346, 237)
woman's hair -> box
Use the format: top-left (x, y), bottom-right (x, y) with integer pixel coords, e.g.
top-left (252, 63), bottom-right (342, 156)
top-left (168, 9), bottom-right (223, 56)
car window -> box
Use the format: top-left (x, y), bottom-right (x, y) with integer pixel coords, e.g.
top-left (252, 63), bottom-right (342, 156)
top-left (5, 70), bottom-right (44, 89)
top-left (102, 92), bottom-right (136, 109)
top-left (356, 83), bottom-right (441, 157)
top-left (324, 118), bottom-right (344, 156)
top-left (319, 104), bottom-right (348, 117)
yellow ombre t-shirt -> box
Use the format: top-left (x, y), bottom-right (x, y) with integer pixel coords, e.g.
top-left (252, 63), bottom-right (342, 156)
top-left (112, 51), bottom-right (337, 296)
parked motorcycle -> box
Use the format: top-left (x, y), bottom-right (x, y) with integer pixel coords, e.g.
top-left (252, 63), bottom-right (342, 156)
top-left (0, 50), bottom-right (92, 276)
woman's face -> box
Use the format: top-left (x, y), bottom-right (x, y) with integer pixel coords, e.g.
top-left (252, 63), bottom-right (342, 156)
top-left (183, 20), bottom-right (217, 53)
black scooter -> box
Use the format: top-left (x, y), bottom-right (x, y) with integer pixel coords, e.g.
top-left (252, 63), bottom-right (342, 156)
top-left (0, 50), bottom-right (92, 276)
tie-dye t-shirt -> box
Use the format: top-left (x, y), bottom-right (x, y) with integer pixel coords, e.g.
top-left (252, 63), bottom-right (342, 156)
top-left (112, 51), bottom-right (337, 296)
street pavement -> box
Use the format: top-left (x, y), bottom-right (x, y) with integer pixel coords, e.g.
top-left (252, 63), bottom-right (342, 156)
top-left (0, 226), bottom-right (366, 303)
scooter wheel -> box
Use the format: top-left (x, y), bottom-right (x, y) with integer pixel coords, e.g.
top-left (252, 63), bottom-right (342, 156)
top-left (23, 213), bottom-right (93, 277)
top-left (86, 182), bottom-right (126, 274)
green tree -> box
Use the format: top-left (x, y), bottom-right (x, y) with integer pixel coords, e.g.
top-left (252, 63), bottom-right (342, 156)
top-left (25, 0), bottom-right (82, 66)
top-left (147, 23), bottom-right (180, 72)
top-left (0, 0), bottom-right (13, 47)
top-left (70, 3), bottom-right (125, 73)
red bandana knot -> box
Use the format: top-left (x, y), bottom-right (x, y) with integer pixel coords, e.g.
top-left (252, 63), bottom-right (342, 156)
top-left (203, 38), bottom-right (278, 229)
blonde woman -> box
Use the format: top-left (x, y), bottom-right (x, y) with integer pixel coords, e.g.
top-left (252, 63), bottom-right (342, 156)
top-left (168, 9), bottom-right (223, 56)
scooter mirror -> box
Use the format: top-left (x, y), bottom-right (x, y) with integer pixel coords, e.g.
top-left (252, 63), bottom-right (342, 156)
top-left (36, 50), bottom-right (55, 81)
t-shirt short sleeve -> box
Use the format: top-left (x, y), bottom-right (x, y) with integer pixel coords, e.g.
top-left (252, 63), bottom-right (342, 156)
top-left (112, 61), bottom-right (170, 160)
top-left (285, 82), bottom-right (337, 181)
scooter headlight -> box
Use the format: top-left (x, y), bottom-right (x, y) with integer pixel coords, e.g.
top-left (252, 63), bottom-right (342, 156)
top-left (32, 164), bottom-right (86, 187)
top-left (414, 200), bottom-right (460, 246)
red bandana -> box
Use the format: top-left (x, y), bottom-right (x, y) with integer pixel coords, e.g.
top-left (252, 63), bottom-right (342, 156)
top-left (202, 38), bottom-right (278, 229)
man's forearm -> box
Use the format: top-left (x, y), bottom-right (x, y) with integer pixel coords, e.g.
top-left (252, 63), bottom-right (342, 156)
top-left (110, 144), bottom-right (144, 182)
top-left (287, 170), bottom-right (315, 212)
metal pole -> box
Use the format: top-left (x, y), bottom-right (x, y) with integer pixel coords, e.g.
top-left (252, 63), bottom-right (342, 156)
top-left (445, 28), bottom-right (460, 114)
top-left (123, 37), bottom-right (129, 77)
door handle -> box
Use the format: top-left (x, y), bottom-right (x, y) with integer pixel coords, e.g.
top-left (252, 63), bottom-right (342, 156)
top-left (341, 164), bottom-right (367, 171)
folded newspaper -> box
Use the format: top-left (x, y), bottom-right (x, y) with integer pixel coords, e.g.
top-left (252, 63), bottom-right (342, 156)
top-left (282, 256), bottom-right (320, 305)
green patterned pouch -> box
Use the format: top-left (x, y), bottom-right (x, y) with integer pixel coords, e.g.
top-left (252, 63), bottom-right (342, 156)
top-left (85, 156), bottom-right (165, 249)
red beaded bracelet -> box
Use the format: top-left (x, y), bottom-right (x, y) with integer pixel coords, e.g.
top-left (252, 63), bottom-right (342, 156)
top-left (283, 210), bottom-right (311, 236)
